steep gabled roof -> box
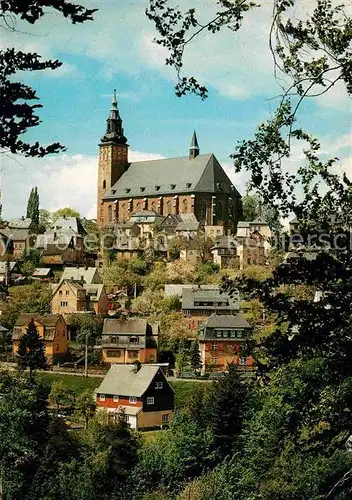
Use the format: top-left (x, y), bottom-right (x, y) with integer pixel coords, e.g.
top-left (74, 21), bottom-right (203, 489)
top-left (60, 267), bottom-right (102, 285)
top-left (53, 217), bottom-right (87, 235)
top-left (95, 364), bottom-right (162, 397)
top-left (204, 313), bottom-right (251, 329)
top-left (7, 217), bottom-right (32, 229)
top-left (102, 317), bottom-right (148, 335)
top-left (103, 154), bottom-right (240, 200)
top-left (14, 313), bottom-right (63, 327)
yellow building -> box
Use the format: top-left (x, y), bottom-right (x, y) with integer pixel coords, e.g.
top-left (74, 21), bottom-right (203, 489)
top-left (12, 313), bottom-right (68, 363)
top-left (51, 280), bottom-right (109, 315)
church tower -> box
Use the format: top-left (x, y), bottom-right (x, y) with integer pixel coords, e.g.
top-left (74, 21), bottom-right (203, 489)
top-left (97, 90), bottom-right (128, 226)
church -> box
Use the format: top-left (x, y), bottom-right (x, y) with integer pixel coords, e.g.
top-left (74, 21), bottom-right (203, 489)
top-left (97, 92), bottom-right (242, 233)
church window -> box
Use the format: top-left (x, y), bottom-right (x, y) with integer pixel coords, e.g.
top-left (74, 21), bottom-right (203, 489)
top-left (151, 201), bottom-right (157, 213)
top-left (182, 199), bottom-right (188, 213)
top-left (166, 200), bottom-right (172, 214)
top-left (103, 180), bottom-right (106, 190)
top-left (108, 205), bottom-right (113, 222)
top-left (200, 200), bottom-right (207, 218)
top-left (135, 202), bottom-right (142, 212)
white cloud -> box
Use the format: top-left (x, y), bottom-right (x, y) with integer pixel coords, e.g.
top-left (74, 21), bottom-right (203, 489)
top-left (1, 149), bottom-right (164, 220)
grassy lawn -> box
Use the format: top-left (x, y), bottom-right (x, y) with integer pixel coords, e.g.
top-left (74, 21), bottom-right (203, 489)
top-left (37, 372), bottom-right (102, 395)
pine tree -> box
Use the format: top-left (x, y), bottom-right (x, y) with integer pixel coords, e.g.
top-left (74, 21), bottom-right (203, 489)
top-left (17, 319), bottom-right (48, 382)
top-left (207, 364), bottom-right (248, 459)
top-left (190, 340), bottom-right (202, 373)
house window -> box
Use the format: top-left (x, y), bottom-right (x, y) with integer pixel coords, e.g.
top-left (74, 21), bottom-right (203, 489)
top-left (147, 397), bottom-right (154, 405)
top-left (211, 343), bottom-right (218, 351)
top-left (55, 343), bottom-right (59, 352)
top-left (216, 331), bottom-right (222, 338)
top-left (129, 396), bottom-right (137, 404)
top-left (103, 180), bottom-right (106, 190)
top-left (99, 394), bottom-right (105, 402)
top-left (184, 310), bottom-right (190, 317)
top-left (113, 395), bottom-right (119, 402)
top-left (128, 350), bottom-right (138, 359)
top-left (129, 336), bottom-right (139, 344)
top-left (155, 382), bottom-right (163, 389)
top-left (223, 331), bottom-right (228, 338)
top-left (110, 336), bottom-right (117, 344)
top-left (66, 290), bottom-right (70, 296)
top-left (60, 301), bottom-right (68, 307)
top-left (162, 414), bottom-right (169, 423)
top-left (59, 290), bottom-right (63, 296)
top-left (240, 357), bottom-right (247, 365)
top-left (211, 357), bottom-right (218, 364)
top-left (107, 350), bottom-right (121, 357)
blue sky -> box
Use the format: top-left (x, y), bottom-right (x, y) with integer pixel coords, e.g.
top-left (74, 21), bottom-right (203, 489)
top-left (2, 0), bottom-right (351, 219)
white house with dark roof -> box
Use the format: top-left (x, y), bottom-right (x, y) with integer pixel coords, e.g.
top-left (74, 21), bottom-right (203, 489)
top-left (95, 364), bottom-right (174, 430)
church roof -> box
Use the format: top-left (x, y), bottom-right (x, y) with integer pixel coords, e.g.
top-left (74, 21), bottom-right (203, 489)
top-left (103, 154), bottom-right (240, 200)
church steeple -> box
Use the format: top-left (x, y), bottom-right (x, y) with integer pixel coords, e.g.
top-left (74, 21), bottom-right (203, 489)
top-left (189, 131), bottom-right (199, 159)
top-left (101, 90), bottom-right (128, 145)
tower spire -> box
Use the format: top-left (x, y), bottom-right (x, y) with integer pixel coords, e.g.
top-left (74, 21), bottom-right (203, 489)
top-left (189, 130), bottom-right (200, 159)
top-left (101, 89), bottom-right (127, 145)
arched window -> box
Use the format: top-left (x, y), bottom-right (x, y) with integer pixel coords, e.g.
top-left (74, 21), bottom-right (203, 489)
top-left (166, 200), bottom-right (172, 214)
top-left (103, 180), bottom-right (106, 190)
top-left (135, 202), bottom-right (142, 213)
top-left (182, 199), bottom-right (188, 213)
top-left (200, 200), bottom-right (207, 218)
top-left (121, 203), bottom-right (127, 221)
top-left (108, 205), bottom-right (113, 222)
top-left (151, 201), bottom-right (157, 213)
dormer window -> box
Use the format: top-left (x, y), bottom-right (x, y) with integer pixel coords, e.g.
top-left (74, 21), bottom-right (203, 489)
top-left (140, 187), bottom-right (145, 192)
top-left (170, 184), bottom-right (176, 190)
top-left (124, 188), bottom-right (131, 194)
top-left (155, 185), bottom-right (160, 191)
top-left (186, 183), bottom-right (192, 188)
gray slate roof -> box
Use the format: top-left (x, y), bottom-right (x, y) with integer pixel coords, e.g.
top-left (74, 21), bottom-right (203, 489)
top-left (7, 217), bottom-right (32, 229)
top-left (204, 313), bottom-right (251, 329)
top-left (211, 235), bottom-right (238, 250)
top-left (2, 228), bottom-right (30, 241)
top-left (237, 221), bottom-right (250, 228)
top-left (103, 318), bottom-right (147, 335)
top-left (53, 217), bottom-right (86, 235)
top-left (32, 268), bottom-right (52, 277)
top-left (95, 364), bottom-right (162, 397)
top-left (103, 154), bottom-right (240, 200)
top-left (182, 287), bottom-right (240, 310)
top-left (60, 267), bottom-right (102, 285)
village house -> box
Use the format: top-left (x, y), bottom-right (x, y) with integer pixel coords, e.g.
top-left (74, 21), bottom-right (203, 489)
top-left (211, 235), bottom-right (239, 269)
top-left (12, 313), bottom-right (68, 363)
top-left (198, 313), bottom-right (254, 373)
top-left (0, 261), bottom-right (21, 284)
top-left (2, 217), bottom-right (37, 259)
top-left (99, 317), bottom-right (158, 364)
top-left (95, 364), bottom-right (174, 430)
top-left (51, 279), bottom-right (109, 315)
top-left (181, 286), bottom-right (240, 330)
top-left (32, 268), bottom-right (55, 281)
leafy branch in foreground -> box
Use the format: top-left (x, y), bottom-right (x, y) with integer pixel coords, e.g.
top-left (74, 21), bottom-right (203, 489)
top-left (0, 0), bottom-right (97, 157)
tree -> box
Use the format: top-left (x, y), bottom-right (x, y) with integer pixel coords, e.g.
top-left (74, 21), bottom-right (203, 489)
top-left (16, 318), bottom-right (48, 381)
top-left (52, 207), bottom-right (81, 221)
top-left (189, 340), bottom-right (202, 373)
top-left (68, 313), bottom-right (102, 347)
top-left (207, 364), bottom-right (249, 460)
top-left (38, 209), bottom-right (52, 231)
top-left (49, 380), bottom-right (75, 413)
top-left (0, 371), bottom-right (50, 498)
top-left (0, 2), bottom-right (97, 157)
top-left (75, 389), bottom-right (96, 429)
top-left (242, 194), bottom-right (260, 221)
top-left (26, 186), bottom-right (40, 225)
